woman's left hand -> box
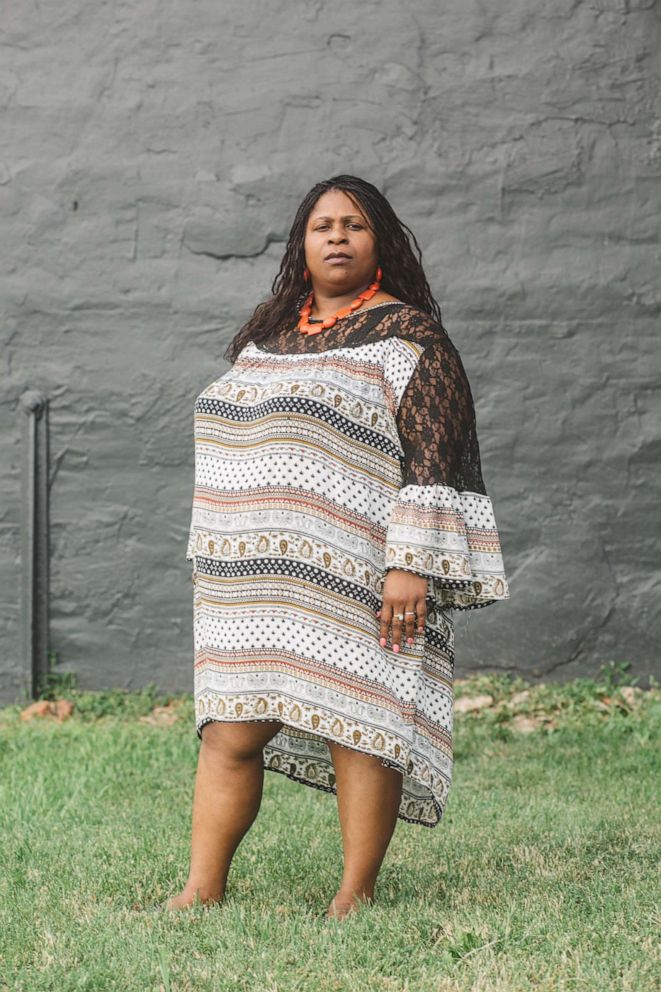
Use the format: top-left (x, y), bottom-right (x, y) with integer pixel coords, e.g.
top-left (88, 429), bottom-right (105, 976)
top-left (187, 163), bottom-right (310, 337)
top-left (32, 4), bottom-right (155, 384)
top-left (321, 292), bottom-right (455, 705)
top-left (377, 568), bottom-right (428, 652)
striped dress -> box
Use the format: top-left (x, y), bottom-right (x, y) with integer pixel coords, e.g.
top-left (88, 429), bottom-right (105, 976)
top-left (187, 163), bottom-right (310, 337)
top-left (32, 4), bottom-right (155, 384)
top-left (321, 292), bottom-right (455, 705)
top-left (186, 301), bottom-right (510, 827)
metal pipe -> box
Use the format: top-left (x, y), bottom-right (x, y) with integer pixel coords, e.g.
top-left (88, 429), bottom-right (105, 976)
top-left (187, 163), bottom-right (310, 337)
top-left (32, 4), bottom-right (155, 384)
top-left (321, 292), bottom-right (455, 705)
top-left (19, 389), bottom-right (50, 699)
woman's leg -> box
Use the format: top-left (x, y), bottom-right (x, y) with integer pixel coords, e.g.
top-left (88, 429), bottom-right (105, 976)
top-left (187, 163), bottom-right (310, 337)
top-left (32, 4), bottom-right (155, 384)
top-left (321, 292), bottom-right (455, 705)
top-left (167, 718), bottom-right (284, 909)
top-left (325, 741), bottom-right (403, 919)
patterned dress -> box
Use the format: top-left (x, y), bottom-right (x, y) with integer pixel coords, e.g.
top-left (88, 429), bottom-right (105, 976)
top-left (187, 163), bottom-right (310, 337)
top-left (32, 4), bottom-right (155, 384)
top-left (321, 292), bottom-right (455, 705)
top-left (186, 301), bottom-right (510, 827)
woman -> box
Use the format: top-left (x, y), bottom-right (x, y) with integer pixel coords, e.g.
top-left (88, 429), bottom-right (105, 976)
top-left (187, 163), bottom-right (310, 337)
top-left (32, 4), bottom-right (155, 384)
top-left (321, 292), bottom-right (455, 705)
top-left (168, 175), bottom-right (510, 920)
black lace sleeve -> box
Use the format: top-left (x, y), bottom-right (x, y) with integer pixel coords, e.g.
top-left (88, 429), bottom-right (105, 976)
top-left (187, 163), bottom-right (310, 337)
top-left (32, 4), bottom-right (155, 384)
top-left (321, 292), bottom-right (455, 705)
top-left (384, 334), bottom-right (511, 611)
top-left (397, 335), bottom-right (487, 493)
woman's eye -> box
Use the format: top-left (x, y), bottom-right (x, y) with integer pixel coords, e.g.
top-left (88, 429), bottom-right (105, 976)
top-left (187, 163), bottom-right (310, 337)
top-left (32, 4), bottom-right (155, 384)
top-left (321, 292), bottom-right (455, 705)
top-left (314, 223), bottom-right (363, 231)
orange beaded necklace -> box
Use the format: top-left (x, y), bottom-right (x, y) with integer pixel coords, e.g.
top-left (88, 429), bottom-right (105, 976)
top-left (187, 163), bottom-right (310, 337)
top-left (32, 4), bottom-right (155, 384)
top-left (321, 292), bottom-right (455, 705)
top-left (297, 266), bottom-right (383, 335)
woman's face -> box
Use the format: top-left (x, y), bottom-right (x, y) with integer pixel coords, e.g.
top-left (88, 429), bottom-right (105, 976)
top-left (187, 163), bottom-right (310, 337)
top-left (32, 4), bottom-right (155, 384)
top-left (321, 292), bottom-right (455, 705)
top-left (304, 189), bottom-right (379, 295)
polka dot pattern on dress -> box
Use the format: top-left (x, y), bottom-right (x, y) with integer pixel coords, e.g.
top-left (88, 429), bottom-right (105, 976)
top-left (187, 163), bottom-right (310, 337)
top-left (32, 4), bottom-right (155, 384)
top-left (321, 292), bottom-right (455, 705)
top-left (186, 303), bottom-right (510, 828)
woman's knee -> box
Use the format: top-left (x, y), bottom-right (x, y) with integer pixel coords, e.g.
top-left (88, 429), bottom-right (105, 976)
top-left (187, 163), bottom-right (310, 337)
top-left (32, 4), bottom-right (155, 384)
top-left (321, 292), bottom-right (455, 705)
top-left (201, 719), bottom-right (284, 762)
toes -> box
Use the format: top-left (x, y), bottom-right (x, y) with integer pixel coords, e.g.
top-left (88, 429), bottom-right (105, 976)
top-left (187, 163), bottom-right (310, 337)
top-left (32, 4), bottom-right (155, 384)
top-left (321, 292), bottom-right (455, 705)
top-left (324, 896), bottom-right (362, 921)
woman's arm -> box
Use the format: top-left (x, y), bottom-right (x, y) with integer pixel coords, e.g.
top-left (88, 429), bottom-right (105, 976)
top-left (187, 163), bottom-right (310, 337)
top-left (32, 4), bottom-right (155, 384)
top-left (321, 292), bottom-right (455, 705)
top-left (383, 333), bottom-right (510, 612)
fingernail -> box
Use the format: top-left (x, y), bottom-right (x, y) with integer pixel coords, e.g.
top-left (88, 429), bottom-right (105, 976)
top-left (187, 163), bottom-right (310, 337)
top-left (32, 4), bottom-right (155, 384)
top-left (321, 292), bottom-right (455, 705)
top-left (417, 627), bottom-right (424, 633)
top-left (380, 637), bottom-right (386, 646)
top-left (393, 644), bottom-right (400, 653)
top-left (407, 637), bottom-right (413, 645)
top-left (376, 610), bottom-right (381, 617)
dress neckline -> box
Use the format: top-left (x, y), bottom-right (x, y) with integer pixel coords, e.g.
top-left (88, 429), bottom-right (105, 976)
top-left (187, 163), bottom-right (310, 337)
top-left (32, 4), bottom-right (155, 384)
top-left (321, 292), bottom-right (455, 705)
top-left (246, 301), bottom-right (413, 357)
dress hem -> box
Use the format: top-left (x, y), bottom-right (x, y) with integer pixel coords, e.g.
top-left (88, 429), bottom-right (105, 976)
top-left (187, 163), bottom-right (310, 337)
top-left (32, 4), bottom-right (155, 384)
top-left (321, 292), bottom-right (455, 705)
top-left (195, 708), bottom-right (446, 829)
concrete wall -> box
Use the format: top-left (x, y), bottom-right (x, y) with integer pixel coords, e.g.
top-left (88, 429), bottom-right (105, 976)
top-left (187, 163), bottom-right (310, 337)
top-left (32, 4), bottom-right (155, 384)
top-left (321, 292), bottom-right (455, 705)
top-left (2, 0), bottom-right (659, 704)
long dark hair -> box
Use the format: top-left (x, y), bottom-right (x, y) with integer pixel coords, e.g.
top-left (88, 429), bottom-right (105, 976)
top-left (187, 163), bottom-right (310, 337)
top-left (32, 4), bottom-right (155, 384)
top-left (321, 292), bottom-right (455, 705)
top-left (223, 174), bottom-right (443, 363)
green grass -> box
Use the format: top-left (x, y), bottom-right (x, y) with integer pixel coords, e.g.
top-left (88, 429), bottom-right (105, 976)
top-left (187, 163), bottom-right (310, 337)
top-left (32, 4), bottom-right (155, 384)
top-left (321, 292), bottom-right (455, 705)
top-left (0, 665), bottom-right (659, 992)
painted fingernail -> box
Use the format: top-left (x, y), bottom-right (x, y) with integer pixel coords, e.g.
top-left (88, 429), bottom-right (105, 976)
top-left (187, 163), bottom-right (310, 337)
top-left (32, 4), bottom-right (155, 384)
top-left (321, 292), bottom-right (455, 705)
top-left (380, 637), bottom-right (386, 646)
top-left (393, 644), bottom-right (400, 653)
top-left (376, 610), bottom-right (381, 617)
top-left (417, 627), bottom-right (424, 633)
top-left (407, 637), bottom-right (413, 645)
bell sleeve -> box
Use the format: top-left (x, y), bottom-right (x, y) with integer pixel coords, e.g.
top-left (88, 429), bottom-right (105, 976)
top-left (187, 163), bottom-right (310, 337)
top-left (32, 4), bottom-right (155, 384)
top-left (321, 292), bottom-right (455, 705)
top-left (384, 333), bottom-right (511, 611)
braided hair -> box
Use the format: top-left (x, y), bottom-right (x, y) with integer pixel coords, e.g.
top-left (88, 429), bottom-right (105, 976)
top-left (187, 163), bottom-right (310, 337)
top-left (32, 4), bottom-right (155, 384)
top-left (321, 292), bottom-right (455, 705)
top-left (223, 174), bottom-right (443, 364)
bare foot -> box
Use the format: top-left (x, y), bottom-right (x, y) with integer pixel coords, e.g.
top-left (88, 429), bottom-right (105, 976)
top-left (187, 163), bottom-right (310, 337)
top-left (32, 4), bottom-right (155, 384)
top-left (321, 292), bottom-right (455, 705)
top-left (325, 888), bottom-right (374, 920)
top-left (164, 884), bottom-right (224, 911)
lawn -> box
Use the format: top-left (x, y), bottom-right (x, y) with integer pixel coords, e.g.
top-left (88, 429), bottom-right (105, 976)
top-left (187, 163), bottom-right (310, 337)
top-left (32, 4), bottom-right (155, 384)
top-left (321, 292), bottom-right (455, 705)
top-left (0, 664), bottom-right (658, 992)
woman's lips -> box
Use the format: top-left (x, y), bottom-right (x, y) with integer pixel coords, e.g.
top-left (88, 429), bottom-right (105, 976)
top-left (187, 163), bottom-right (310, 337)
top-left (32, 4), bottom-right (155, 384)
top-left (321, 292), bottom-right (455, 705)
top-left (324, 255), bottom-right (352, 264)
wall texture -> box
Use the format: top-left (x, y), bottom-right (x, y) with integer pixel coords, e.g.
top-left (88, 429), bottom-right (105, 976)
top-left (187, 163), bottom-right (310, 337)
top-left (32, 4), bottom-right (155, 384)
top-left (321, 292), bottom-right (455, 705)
top-left (2, 0), bottom-right (659, 705)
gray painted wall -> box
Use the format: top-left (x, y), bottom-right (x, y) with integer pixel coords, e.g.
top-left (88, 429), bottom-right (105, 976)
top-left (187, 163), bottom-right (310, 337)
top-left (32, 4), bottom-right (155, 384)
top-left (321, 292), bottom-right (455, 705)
top-left (2, 1), bottom-right (659, 704)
